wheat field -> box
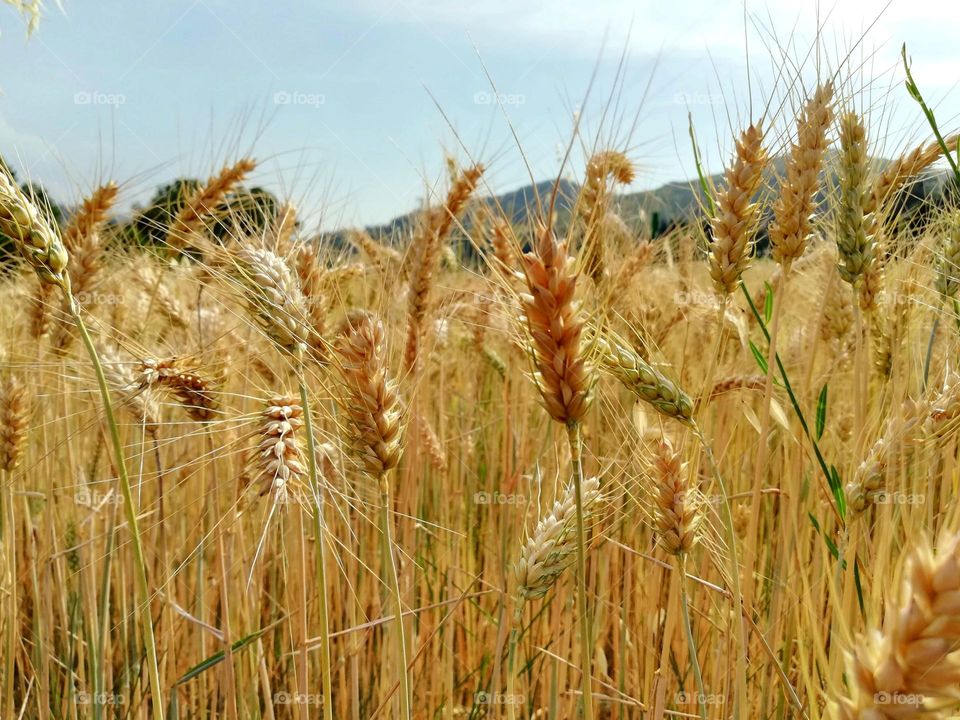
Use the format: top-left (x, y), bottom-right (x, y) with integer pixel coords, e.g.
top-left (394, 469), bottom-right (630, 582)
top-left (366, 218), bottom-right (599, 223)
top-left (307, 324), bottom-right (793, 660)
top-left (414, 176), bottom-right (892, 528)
top-left (4, 11), bottom-right (960, 719)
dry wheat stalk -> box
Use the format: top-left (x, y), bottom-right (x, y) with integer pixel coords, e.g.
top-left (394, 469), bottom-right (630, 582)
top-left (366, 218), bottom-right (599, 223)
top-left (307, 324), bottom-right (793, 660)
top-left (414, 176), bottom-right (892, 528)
top-left (833, 532), bottom-right (960, 718)
top-left (612, 242), bottom-right (654, 297)
top-left (335, 313), bottom-right (405, 478)
top-left (518, 223), bottom-right (593, 425)
top-left (515, 475), bottom-right (602, 600)
top-left (699, 374), bottom-right (768, 405)
top-left (836, 112), bottom-right (875, 287)
top-left (414, 411), bottom-right (447, 473)
top-left (28, 280), bottom-right (55, 339)
top-left (0, 169), bottom-right (69, 288)
top-left (136, 268), bottom-right (190, 331)
top-left (489, 217), bottom-right (516, 275)
top-left (404, 164), bottom-right (484, 373)
top-left (166, 158), bottom-right (256, 251)
top-left (0, 375), bottom-right (28, 472)
top-left (52, 184), bottom-right (121, 353)
top-left (769, 83), bottom-right (835, 267)
top-left (709, 123), bottom-right (767, 295)
top-left (62, 182), bottom-right (118, 253)
top-left (273, 202), bottom-right (297, 253)
top-left (138, 357), bottom-right (219, 422)
top-left (350, 229), bottom-right (401, 272)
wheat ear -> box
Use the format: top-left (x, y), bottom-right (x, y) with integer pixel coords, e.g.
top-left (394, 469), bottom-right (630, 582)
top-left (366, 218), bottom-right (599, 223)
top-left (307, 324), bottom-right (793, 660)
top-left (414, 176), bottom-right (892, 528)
top-left (832, 533), bottom-right (960, 718)
top-left (769, 83), bottom-right (835, 268)
top-left (709, 123), bottom-right (768, 295)
top-left (599, 335), bottom-right (694, 423)
top-left (515, 476), bottom-right (602, 601)
top-left (836, 112), bottom-right (875, 287)
top-left (139, 357), bottom-right (219, 422)
top-left (403, 163), bottom-right (484, 373)
top-left (166, 157), bottom-right (256, 251)
top-left (0, 375), bottom-right (28, 473)
top-left (579, 150), bottom-right (635, 283)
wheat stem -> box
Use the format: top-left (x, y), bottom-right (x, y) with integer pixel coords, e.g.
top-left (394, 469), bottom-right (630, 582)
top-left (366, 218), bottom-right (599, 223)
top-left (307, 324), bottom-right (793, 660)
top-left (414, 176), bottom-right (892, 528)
top-left (679, 557), bottom-right (707, 720)
top-left (66, 292), bottom-right (164, 717)
top-left (296, 362), bottom-right (334, 720)
top-left (567, 422), bottom-right (594, 720)
top-left (379, 473), bottom-right (411, 720)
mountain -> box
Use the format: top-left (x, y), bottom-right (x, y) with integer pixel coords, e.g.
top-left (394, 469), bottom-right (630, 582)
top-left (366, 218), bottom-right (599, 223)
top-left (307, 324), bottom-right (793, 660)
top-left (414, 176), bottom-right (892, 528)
top-left (357, 156), bottom-right (957, 248)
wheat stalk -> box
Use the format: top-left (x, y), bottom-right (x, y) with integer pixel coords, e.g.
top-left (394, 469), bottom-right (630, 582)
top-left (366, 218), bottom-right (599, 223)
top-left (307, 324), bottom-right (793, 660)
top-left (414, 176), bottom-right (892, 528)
top-left (403, 163), bottom-right (484, 373)
top-left (0, 375), bottom-right (28, 473)
top-left (138, 357), bottom-right (219, 422)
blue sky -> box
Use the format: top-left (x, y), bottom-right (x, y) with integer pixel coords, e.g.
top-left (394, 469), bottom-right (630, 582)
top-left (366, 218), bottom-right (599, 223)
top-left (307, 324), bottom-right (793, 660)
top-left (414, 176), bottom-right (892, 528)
top-left (1, 0), bottom-right (958, 230)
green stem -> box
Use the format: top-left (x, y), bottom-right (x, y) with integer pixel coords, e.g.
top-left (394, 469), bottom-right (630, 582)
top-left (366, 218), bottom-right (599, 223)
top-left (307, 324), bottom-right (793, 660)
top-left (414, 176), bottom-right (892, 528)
top-left (678, 558), bottom-right (707, 720)
top-left (66, 295), bottom-right (164, 717)
top-left (566, 422), bottom-right (594, 720)
top-left (379, 476), bottom-right (411, 720)
top-left (297, 365), bottom-right (335, 720)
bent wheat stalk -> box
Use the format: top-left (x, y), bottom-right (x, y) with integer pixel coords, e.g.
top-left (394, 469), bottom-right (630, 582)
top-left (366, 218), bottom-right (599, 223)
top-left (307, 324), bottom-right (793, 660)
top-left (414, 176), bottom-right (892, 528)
top-left (0, 168), bottom-right (165, 716)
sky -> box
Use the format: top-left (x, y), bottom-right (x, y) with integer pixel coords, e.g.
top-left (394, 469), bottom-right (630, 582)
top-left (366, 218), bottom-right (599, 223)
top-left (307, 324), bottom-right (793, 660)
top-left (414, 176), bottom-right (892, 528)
top-left (1, 0), bottom-right (959, 231)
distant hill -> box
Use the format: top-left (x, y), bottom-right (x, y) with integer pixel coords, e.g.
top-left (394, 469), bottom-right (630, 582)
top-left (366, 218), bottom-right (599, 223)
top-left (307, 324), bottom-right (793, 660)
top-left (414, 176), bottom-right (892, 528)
top-left (352, 158), bottom-right (956, 252)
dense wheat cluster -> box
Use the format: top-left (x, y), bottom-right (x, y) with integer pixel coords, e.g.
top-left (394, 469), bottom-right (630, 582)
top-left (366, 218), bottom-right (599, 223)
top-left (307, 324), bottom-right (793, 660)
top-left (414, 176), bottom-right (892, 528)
top-left (4, 33), bottom-right (960, 720)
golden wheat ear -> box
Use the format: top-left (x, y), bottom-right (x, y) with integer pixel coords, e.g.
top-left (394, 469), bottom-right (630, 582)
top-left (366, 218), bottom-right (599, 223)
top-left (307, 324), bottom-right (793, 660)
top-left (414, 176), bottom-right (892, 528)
top-left (833, 533), bottom-right (960, 719)
top-left (0, 375), bottom-right (29, 473)
top-left (517, 222), bottom-right (593, 425)
top-left (334, 312), bottom-right (405, 478)
top-left (708, 123), bottom-right (767, 296)
top-left (769, 82), bottom-right (835, 268)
